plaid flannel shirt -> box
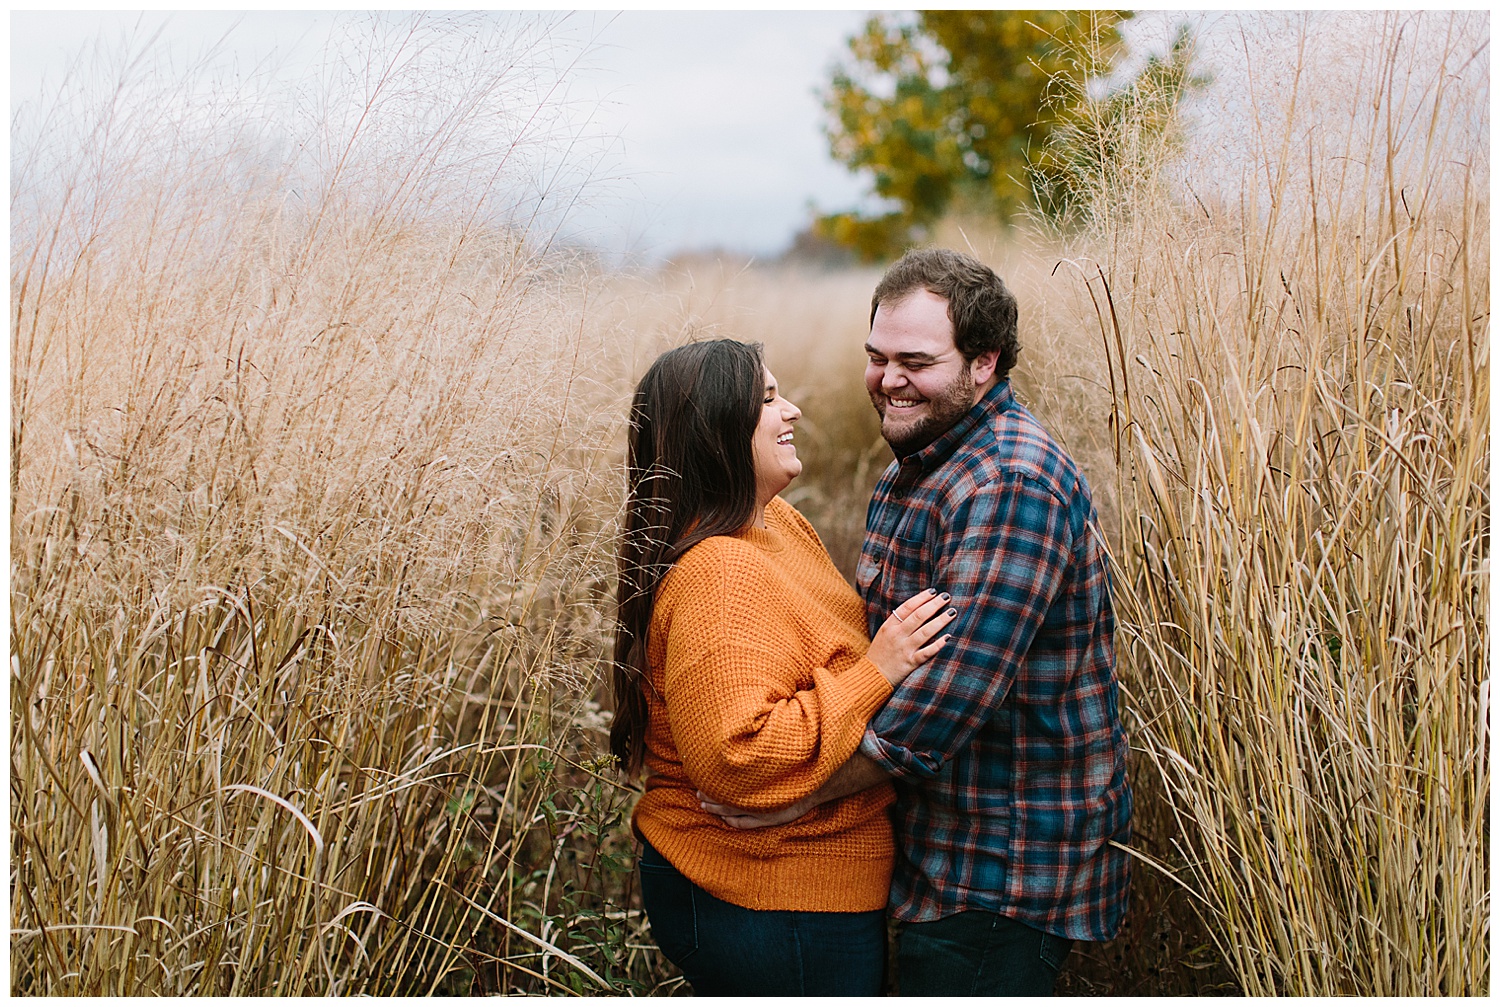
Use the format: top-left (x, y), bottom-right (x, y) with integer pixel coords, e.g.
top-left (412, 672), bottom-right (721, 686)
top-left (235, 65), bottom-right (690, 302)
top-left (856, 380), bottom-right (1131, 941)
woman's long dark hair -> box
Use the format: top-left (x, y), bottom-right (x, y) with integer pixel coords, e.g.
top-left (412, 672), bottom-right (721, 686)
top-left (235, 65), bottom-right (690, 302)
top-left (611, 339), bottom-right (764, 774)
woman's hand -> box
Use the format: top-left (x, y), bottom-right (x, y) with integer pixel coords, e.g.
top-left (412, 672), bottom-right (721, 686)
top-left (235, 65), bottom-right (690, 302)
top-left (866, 588), bottom-right (957, 687)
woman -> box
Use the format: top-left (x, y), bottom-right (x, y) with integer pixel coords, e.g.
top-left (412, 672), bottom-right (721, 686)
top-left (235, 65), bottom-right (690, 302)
top-left (611, 339), bottom-right (955, 995)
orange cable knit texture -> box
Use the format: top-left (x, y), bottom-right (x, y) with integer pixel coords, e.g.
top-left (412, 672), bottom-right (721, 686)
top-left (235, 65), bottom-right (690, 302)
top-left (632, 496), bottom-right (896, 912)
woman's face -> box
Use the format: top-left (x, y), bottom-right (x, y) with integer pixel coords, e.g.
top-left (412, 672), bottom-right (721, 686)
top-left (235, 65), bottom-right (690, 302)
top-left (752, 366), bottom-right (803, 506)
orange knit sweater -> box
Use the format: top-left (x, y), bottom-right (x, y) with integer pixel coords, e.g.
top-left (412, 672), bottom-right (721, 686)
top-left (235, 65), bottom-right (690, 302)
top-left (632, 496), bottom-right (896, 913)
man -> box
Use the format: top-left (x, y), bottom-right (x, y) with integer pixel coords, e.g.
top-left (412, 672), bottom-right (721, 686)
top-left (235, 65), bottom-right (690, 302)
top-left (702, 248), bottom-right (1132, 995)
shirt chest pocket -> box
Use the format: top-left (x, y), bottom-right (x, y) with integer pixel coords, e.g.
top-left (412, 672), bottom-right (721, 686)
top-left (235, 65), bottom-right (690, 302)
top-left (858, 510), bottom-right (935, 602)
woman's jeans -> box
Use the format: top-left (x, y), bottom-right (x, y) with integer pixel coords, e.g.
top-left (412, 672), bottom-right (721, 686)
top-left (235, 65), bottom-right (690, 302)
top-left (637, 838), bottom-right (886, 996)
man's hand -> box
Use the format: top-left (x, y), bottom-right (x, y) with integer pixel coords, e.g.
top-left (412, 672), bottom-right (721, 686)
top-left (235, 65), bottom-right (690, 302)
top-left (697, 791), bottom-right (810, 830)
top-left (695, 754), bottom-right (893, 830)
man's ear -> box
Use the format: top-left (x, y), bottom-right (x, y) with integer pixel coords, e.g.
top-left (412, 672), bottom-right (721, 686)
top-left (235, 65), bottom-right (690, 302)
top-left (969, 348), bottom-right (1001, 388)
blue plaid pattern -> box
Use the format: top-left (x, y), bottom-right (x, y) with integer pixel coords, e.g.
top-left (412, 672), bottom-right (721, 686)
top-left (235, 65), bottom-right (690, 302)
top-left (856, 381), bottom-right (1131, 941)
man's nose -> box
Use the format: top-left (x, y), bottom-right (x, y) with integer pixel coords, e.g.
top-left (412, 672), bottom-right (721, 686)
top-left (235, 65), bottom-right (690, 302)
top-left (882, 366), bottom-right (909, 391)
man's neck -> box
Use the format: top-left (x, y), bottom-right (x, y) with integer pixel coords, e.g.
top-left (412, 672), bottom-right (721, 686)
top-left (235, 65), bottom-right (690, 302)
top-left (972, 374), bottom-right (1000, 404)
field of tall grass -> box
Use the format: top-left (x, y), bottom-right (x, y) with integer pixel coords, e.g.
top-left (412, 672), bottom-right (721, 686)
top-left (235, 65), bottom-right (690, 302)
top-left (12, 16), bottom-right (665, 994)
top-left (1086, 14), bottom-right (1489, 993)
top-left (11, 11), bottom-right (1487, 996)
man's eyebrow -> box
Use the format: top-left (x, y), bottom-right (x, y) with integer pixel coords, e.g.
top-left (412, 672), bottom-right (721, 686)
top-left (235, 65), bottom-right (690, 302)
top-left (864, 343), bottom-right (940, 363)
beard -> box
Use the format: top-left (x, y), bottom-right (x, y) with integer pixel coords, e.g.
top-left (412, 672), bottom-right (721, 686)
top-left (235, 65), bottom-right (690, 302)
top-left (874, 366), bottom-right (976, 456)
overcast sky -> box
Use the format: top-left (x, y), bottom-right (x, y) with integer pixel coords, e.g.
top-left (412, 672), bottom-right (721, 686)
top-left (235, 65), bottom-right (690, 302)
top-left (12, 10), bottom-right (875, 262)
top-left (12, 11), bottom-right (1479, 262)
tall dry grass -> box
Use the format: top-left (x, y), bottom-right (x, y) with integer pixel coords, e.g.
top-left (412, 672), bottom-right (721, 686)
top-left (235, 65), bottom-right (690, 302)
top-left (11, 14), bottom-right (671, 995)
top-left (1048, 12), bottom-right (1488, 995)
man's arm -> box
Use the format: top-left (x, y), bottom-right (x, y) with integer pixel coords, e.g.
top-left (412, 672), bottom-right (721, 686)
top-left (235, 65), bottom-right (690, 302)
top-left (699, 752), bottom-right (889, 829)
top-left (706, 474), bottom-right (1075, 829)
top-left (861, 474), bottom-right (1073, 780)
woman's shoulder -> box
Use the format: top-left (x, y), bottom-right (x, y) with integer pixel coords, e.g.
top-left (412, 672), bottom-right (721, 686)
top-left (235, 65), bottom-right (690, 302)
top-left (657, 501), bottom-right (828, 609)
top-left (653, 534), bottom-right (786, 646)
top-left (662, 532), bottom-right (772, 595)
top-left (766, 496), bottom-right (827, 551)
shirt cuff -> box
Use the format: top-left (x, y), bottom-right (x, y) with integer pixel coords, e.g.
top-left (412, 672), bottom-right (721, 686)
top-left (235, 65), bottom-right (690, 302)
top-left (860, 725), bottom-right (943, 781)
top-left (859, 725), bottom-right (905, 778)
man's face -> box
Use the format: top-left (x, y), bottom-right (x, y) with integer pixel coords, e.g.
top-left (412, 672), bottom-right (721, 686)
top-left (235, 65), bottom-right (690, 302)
top-left (864, 288), bottom-right (997, 455)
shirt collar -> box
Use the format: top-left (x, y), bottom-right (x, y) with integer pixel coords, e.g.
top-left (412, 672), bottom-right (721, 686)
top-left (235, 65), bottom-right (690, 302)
top-left (896, 380), bottom-right (1013, 479)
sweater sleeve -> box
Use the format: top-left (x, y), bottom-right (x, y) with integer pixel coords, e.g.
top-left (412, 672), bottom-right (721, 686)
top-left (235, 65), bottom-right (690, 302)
top-left (656, 540), bottom-right (892, 811)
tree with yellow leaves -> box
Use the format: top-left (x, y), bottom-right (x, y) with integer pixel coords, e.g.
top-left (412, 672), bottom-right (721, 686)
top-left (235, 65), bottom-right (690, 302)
top-left (816, 11), bottom-right (1203, 259)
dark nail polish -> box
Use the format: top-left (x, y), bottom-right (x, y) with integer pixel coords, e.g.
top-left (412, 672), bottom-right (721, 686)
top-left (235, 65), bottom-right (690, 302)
top-left (941, 592), bottom-right (951, 600)
top-left (947, 608), bottom-right (957, 617)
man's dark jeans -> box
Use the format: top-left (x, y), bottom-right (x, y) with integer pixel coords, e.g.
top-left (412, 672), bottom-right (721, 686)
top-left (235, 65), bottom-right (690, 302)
top-left (637, 838), bottom-right (886, 996)
top-left (897, 909), bottom-right (1073, 996)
